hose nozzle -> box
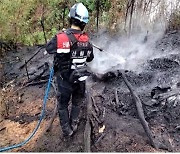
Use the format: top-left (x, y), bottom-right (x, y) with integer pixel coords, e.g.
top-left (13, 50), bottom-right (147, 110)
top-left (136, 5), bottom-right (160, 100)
top-left (92, 44), bottom-right (104, 52)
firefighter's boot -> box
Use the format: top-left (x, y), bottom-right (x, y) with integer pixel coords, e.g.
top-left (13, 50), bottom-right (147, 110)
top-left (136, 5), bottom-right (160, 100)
top-left (70, 105), bottom-right (80, 132)
top-left (58, 109), bottom-right (73, 137)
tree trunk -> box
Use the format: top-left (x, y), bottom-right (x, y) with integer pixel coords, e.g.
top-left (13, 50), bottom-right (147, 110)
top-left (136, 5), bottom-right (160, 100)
top-left (96, 0), bottom-right (100, 33)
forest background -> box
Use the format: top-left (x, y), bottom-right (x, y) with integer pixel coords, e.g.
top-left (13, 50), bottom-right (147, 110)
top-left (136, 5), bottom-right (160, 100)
top-left (0, 0), bottom-right (179, 49)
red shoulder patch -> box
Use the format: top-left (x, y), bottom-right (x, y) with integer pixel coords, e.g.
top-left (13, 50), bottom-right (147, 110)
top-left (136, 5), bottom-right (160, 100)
top-left (57, 33), bottom-right (70, 49)
top-left (74, 33), bottom-right (89, 42)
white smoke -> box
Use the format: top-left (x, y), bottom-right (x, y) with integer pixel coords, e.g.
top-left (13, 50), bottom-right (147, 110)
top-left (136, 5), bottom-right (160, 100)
top-left (89, 0), bottom-right (179, 74)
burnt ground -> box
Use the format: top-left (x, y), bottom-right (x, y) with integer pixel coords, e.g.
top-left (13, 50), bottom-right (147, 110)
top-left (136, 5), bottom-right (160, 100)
top-left (0, 31), bottom-right (180, 152)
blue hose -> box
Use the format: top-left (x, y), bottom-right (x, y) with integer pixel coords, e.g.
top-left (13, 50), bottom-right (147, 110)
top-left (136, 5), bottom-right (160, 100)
top-left (0, 67), bottom-right (54, 152)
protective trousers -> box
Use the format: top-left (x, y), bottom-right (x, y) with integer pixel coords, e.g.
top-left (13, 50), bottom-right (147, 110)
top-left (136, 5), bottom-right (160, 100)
top-left (55, 73), bottom-right (85, 136)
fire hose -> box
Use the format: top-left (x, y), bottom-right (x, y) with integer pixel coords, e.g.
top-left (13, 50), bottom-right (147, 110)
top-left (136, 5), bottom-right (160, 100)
top-left (0, 44), bottom-right (99, 152)
top-left (92, 44), bottom-right (126, 64)
top-left (0, 67), bottom-right (54, 152)
top-left (0, 43), bottom-right (155, 152)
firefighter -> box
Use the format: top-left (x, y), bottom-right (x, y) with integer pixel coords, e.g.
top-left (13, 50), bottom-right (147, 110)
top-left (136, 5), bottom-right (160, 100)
top-left (46, 3), bottom-right (94, 137)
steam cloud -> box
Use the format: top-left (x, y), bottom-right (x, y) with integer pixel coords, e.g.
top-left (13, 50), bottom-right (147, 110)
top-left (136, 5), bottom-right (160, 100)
top-left (89, 0), bottom-right (179, 74)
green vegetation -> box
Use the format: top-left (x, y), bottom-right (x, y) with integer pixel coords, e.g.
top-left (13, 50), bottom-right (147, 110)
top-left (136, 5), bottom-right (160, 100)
top-left (0, 0), bottom-right (68, 45)
top-left (0, 0), bottom-right (112, 46)
top-left (0, 0), bottom-right (179, 47)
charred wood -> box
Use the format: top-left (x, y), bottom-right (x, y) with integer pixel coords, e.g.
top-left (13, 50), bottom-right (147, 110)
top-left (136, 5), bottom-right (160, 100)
top-left (175, 125), bottom-right (180, 131)
top-left (84, 81), bottom-right (92, 152)
top-left (26, 63), bottom-right (49, 84)
top-left (84, 78), bottom-right (106, 152)
top-left (0, 126), bottom-right (6, 132)
top-left (93, 131), bottom-right (107, 146)
top-left (40, 5), bottom-right (47, 44)
top-left (19, 46), bottom-right (45, 69)
top-left (91, 106), bottom-right (101, 124)
top-left (120, 71), bottom-right (157, 149)
top-left (114, 88), bottom-right (124, 107)
top-left (37, 62), bottom-right (48, 70)
top-left (25, 80), bottom-right (48, 87)
top-left (92, 96), bottom-right (100, 114)
top-left (156, 89), bottom-right (180, 102)
top-left (114, 88), bottom-right (120, 106)
top-left (25, 60), bottom-right (30, 80)
top-left (84, 118), bottom-right (91, 152)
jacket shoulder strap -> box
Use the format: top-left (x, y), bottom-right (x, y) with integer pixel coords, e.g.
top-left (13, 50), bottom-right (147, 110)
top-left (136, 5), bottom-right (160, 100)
top-left (65, 30), bottom-right (78, 46)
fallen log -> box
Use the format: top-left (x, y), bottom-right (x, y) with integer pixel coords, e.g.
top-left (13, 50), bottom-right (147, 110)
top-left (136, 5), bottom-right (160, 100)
top-left (84, 84), bottom-right (105, 152)
top-left (120, 71), bottom-right (157, 149)
top-left (156, 89), bottom-right (180, 102)
top-left (84, 80), bottom-right (93, 152)
top-left (84, 118), bottom-right (91, 152)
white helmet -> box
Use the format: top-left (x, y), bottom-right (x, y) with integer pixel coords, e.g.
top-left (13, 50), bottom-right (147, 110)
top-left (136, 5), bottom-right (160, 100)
top-left (68, 3), bottom-right (89, 24)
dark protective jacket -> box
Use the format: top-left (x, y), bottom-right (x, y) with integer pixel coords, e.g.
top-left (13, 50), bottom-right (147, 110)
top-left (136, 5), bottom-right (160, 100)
top-left (46, 28), bottom-right (94, 82)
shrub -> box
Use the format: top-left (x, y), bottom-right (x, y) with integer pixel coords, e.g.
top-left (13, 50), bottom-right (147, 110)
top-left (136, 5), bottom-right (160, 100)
top-left (168, 10), bottom-right (180, 31)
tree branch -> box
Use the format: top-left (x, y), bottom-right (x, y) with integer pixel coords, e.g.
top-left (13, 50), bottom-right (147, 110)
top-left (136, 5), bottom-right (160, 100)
top-left (120, 71), bottom-right (157, 149)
